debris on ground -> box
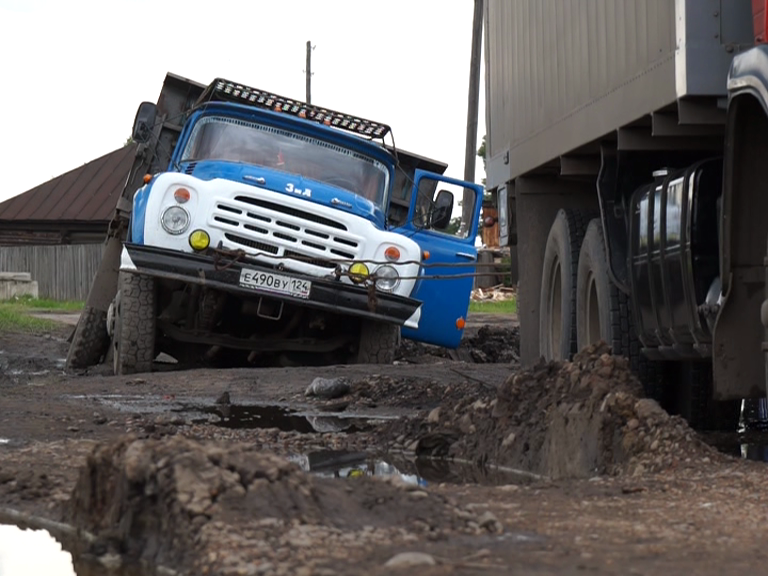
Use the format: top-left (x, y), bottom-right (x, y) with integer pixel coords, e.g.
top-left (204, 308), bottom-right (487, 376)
top-left (470, 285), bottom-right (517, 302)
top-left (387, 343), bottom-right (723, 479)
top-left (395, 325), bottom-right (520, 365)
top-left (342, 375), bottom-right (496, 411)
top-left (66, 436), bottom-right (501, 575)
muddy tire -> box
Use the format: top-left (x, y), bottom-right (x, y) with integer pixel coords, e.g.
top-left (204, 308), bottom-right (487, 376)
top-left (357, 321), bottom-right (398, 364)
top-left (113, 272), bottom-right (156, 375)
top-left (539, 209), bottom-right (590, 360)
top-left (576, 219), bottom-right (663, 400)
top-left (66, 306), bottom-right (110, 369)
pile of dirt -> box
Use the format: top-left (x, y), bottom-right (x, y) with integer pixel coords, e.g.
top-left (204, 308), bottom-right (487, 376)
top-left (388, 343), bottom-right (723, 479)
top-left (66, 436), bottom-right (501, 575)
top-left (343, 374), bottom-right (496, 411)
top-left (395, 325), bottom-right (520, 364)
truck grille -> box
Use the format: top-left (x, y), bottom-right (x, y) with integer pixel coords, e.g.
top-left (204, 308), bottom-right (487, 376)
top-left (211, 195), bottom-right (361, 273)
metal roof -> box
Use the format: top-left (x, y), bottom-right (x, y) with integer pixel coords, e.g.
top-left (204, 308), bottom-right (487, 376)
top-left (0, 144), bottom-right (137, 222)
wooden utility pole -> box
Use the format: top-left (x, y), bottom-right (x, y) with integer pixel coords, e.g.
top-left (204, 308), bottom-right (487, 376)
top-left (463, 0), bottom-right (484, 228)
top-left (306, 40), bottom-right (312, 104)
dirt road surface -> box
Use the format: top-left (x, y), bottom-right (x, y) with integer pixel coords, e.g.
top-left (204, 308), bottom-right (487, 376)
top-left (1, 315), bottom-right (768, 575)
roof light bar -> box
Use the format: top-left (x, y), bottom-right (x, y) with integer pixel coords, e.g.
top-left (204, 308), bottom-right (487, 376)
top-left (196, 78), bottom-right (391, 139)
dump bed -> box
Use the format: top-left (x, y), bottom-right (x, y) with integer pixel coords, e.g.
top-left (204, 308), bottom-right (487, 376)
top-left (484, 0), bottom-right (755, 189)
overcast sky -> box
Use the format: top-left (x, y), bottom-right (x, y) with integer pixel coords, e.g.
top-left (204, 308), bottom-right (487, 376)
top-left (0, 0), bottom-right (485, 205)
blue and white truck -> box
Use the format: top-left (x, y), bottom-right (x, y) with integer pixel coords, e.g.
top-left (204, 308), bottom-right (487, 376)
top-left (67, 75), bottom-right (483, 374)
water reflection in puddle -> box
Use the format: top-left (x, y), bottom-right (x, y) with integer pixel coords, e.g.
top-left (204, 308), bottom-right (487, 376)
top-left (289, 449), bottom-right (532, 487)
top-left (197, 404), bottom-right (390, 434)
top-left (704, 398), bottom-right (768, 462)
top-left (0, 525), bottom-right (74, 575)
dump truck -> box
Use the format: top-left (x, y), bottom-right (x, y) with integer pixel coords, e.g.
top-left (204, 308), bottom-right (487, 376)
top-left (484, 0), bottom-right (768, 428)
top-left (67, 74), bottom-right (483, 374)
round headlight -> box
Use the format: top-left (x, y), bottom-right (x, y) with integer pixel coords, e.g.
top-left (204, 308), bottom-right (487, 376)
top-left (348, 262), bottom-right (370, 284)
top-left (161, 206), bottom-right (190, 235)
top-left (375, 265), bottom-right (400, 291)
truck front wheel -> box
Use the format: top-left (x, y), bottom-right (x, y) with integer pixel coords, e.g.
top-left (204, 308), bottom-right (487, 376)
top-left (113, 272), bottom-right (157, 375)
top-left (356, 321), bottom-right (398, 364)
top-left (539, 209), bottom-right (590, 360)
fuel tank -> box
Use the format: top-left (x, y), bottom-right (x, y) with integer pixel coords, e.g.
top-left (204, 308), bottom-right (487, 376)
top-left (628, 158), bottom-right (722, 360)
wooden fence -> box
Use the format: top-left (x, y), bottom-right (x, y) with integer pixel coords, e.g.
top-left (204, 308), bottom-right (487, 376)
top-left (0, 244), bottom-right (104, 301)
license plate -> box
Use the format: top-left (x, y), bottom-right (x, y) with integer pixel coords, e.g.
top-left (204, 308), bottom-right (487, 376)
top-left (239, 269), bottom-right (311, 299)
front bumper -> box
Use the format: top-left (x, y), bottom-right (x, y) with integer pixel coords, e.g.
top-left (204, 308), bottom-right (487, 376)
top-left (120, 244), bottom-right (422, 328)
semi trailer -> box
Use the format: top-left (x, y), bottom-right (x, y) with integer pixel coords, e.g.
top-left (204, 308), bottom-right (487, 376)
top-left (484, 0), bottom-right (768, 427)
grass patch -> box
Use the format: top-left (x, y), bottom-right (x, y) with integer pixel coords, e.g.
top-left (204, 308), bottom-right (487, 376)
top-left (0, 296), bottom-right (82, 333)
top-left (0, 304), bottom-right (59, 332)
top-left (3, 295), bottom-right (84, 312)
top-left (468, 298), bottom-right (517, 314)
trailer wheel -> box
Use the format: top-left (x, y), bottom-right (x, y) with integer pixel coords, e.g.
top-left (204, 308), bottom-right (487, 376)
top-left (113, 272), bottom-right (156, 375)
top-left (576, 219), bottom-right (664, 400)
top-left (66, 306), bottom-right (110, 369)
top-left (357, 321), bottom-right (398, 364)
top-left (539, 209), bottom-right (590, 360)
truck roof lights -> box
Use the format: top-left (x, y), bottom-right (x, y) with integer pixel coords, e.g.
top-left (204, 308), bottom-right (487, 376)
top-left (197, 79), bottom-right (392, 139)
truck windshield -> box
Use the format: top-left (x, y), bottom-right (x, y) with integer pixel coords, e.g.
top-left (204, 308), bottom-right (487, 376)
top-left (181, 116), bottom-right (389, 206)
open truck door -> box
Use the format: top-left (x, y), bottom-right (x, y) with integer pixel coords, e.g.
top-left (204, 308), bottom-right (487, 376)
top-left (392, 169), bottom-right (483, 348)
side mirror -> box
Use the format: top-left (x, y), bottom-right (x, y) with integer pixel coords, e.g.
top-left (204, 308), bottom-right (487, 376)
top-left (132, 102), bottom-right (157, 144)
top-left (431, 189), bottom-right (454, 229)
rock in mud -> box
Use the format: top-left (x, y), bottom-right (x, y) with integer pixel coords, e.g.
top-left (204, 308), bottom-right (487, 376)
top-left (305, 377), bottom-right (351, 399)
top-left (384, 551), bottom-right (437, 567)
top-left (67, 436), bottom-right (494, 575)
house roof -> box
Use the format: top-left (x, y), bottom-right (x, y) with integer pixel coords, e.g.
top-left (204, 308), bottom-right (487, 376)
top-left (0, 144), bottom-right (137, 222)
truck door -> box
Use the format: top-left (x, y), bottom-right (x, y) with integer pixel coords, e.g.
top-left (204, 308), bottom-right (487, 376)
top-left (392, 169), bottom-right (483, 348)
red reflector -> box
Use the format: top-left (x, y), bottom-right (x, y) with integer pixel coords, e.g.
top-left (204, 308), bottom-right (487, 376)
top-left (174, 188), bottom-right (191, 203)
top-left (384, 246), bottom-right (401, 261)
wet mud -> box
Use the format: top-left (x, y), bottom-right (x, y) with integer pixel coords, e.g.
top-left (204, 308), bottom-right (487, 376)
top-left (383, 343), bottom-right (725, 479)
top-left (4, 319), bottom-right (768, 575)
top-left (65, 436), bottom-right (502, 575)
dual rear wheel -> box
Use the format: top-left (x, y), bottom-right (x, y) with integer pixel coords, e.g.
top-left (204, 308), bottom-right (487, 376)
top-left (539, 210), bottom-right (738, 430)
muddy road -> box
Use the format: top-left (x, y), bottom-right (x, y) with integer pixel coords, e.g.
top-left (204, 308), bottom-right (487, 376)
top-left (1, 315), bottom-right (768, 575)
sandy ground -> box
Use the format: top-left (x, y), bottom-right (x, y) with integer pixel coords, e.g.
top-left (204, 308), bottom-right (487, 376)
top-left (1, 315), bottom-right (768, 575)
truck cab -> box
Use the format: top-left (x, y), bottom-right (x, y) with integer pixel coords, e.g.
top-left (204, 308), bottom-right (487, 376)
top-left (109, 78), bottom-right (482, 373)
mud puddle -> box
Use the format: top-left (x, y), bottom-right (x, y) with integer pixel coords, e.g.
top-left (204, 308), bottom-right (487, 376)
top-left (0, 524), bottom-right (155, 575)
top-left (701, 399), bottom-right (768, 462)
top-left (289, 449), bottom-right (534, 487)
top-left (193, 404), bottom-right (393, 434)
top-left (0, 525), bottom-right (75, 575)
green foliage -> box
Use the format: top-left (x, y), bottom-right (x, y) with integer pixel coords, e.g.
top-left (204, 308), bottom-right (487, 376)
top-left (468, 298), bottom-right (517, 314)
top-left (0, 304), bottom-right (58, 332)
top-left (444, 216), bottom-right (462, 235)
top-left (0, 296), bottom-right (82, 332)
top-left (3, 295), bottom-right (84, 312)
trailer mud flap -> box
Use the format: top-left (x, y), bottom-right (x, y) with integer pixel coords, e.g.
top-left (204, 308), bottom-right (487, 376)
top-left (713, 267), bottom-right (766, 399)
